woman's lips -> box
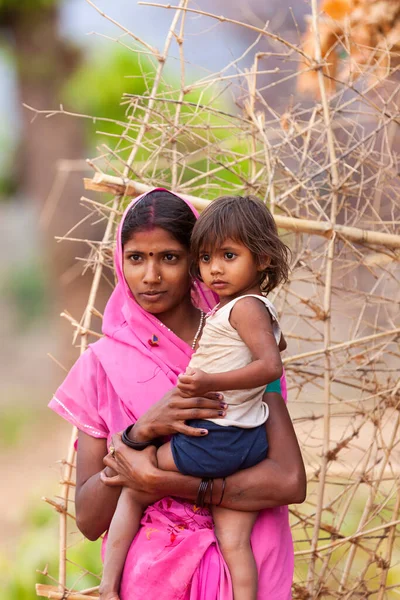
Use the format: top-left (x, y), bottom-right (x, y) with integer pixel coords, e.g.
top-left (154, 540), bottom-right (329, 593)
top-left (140, 291), bottom-right (166, 302)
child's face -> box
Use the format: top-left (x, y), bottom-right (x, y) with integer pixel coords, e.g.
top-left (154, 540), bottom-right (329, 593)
top-left (198, 238), bottom-right (266, 301)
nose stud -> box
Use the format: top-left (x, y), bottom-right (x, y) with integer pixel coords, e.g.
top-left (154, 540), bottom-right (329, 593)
top-left (158, 275), bottom-right (161, 281)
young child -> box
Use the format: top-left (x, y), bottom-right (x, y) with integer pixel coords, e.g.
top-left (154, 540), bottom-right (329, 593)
top-left (100, 195), bottom-right (290, 600)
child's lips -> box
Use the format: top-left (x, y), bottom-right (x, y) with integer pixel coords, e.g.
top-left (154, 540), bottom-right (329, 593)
top-left (211, 280), bottom-right (228, 288)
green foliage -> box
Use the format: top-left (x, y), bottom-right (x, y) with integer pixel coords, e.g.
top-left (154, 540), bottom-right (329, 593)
top-left (63, 47), bottom-right (157, 148)
top-left (0, 405), bottom-right (33, 447)
top-left (1, 507), bottom-right (58, 600)
top-left (5, 260), bottom-right (48, 327)
top-left (0, 0), bottom-right (57, 13)
top-left (1, 503), bottom-right (102, 600)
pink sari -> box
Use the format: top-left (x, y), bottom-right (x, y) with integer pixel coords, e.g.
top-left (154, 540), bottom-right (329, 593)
top-left (49, 190), bottom-right (294, 600)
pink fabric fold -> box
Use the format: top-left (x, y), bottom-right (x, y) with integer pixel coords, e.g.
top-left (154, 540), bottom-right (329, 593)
top-left (49, 189), bottom-right (294, 599)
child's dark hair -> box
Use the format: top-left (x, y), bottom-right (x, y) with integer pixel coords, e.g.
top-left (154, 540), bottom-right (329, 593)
top-left (191, 195), bottom-right (290, 294)
top-left (121, 189), bottom-right (196, 249)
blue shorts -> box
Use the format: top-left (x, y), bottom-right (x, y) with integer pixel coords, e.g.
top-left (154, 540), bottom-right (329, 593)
top-left (170, 419), bottom-right (268, 478)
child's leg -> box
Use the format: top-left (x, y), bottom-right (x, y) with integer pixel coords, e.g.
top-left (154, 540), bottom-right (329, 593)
top-left (157, 441), bottom-right (179, 471)
top-left (211, 505), bottom-right (258, 600)
top-left (99, 487), bottom-right (146, 600)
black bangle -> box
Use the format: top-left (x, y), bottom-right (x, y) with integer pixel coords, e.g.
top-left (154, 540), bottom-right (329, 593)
top-left (208, 478), bottom-right (214, 506)
top-left (196, 478), bottom-right (211, 508)
top-left (216, 477), bottom-right (226, 506)
top-left (121, 425), bottom-right (155, 450)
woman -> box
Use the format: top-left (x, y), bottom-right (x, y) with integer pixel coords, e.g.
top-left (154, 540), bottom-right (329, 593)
top-left (49, 188), bottom-right (306, 600)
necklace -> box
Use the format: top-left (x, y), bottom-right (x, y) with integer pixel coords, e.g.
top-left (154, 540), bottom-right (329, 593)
top-left (191, 310), bottom-right (205, 350)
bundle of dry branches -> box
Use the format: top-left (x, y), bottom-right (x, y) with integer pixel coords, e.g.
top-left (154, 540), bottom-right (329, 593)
top-left (298, 0), bottom-right (400, 96)
top-left (34, 1), bottom-right (399, 598)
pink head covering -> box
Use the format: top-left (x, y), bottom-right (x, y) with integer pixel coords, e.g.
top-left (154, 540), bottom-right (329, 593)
top-left (91, 189), bottom-right (217, 405)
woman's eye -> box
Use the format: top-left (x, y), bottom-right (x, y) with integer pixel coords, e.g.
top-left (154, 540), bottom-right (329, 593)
top-left (164, 254), bottom-right (177, 262)
top-left (225, 252), bottom-right (236, 260)
top-left (129, 254), bottom-right (142, 262)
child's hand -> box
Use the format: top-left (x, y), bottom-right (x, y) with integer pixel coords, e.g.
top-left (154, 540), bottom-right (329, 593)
top-left (177, 368), bottom-right (212, 397)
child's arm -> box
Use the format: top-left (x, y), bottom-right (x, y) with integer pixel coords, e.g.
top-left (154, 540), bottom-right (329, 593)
top-left (279, 333), bottom-right (287, 351)
top-left (178, 296), bottom-right (282, 397)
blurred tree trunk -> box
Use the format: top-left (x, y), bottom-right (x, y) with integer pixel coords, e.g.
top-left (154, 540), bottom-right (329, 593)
top-left (1, 4), bottom-right (108, 367)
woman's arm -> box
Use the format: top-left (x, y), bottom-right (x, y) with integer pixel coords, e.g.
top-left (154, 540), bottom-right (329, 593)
top-left (224, 391), bottom-right (306, 509)
top-left (104, 392), bottom-right (306, 511)
top-left (75, 387), bottom-right (226, 540)
top-left (75, 432), bottom-right (122, 540)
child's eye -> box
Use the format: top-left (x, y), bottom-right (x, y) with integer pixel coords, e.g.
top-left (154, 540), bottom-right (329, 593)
top-left (200, 254), bottom-right (210, 263)
top-left (224, 252), bottom-right (236, 260)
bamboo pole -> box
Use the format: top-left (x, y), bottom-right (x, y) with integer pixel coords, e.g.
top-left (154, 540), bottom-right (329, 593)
top-left (376, 489), bottom-right (400, 600)
top-left (83, 174), bottom-right (400, 249)
top-left (294, 518), bottom-right (400, 556)
top-left (171, 0), bottom-right (188, 189)
top-left (283, 327), bottom-right (400, 365)
top-left (36, 584), bottom-right (98, 599)
top-left (307, 0), bottom-right (340, 591)
top-left (57, 429), bottom-right (78, 592)
top-left (48, 3), bottom-right (189, 595)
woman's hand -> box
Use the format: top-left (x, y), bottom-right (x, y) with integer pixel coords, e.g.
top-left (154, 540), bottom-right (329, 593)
top-left (125, 391), bottom-right (307, 512)
top-left (131, 386), bottom-right (226, 442)
top-left (102, 432), bottom-right (162, 502)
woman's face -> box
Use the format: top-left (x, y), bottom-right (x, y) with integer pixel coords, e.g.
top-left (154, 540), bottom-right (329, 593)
top-left (123, 226), bottom-right (192, 316)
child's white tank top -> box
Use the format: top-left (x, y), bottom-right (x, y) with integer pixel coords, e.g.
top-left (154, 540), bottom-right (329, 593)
top-left (189, 294), bottom-right (281, 428)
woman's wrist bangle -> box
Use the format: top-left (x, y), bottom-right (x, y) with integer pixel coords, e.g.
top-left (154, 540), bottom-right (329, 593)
top-left (216, 477), bottom-right (226, 506)
top-left (196, 478), bottom-right (211, 508)
top-left (121, 424), bottom-right (155, 450)
top-left (208, 478), bottom-right (214, 505)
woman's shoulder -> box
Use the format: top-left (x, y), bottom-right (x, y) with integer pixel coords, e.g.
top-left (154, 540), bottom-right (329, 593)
top-left (66, 340), bottom-right (111, 380)
top-left (71, 342), bottom-right (102, 368)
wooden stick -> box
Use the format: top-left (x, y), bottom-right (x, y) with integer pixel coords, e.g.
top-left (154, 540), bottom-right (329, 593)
top-left (307, 1), bottom-right (340, 589)
top-left (60, 312), bottom-right (103, 339)
top-left (48, 5), bottom-right (190, 596)
top-left (36, 584), bottom-right (98, 599)
top-left (294, 516), bottom-right (400, 556)
top-left (376, 491), bottom-right (400, 599)
top-left (83, 174), bottom-right (400, 249)
top-left (283, 327), bottom-right (400, 365)
top-left (138, 2), bottom-right (312, 60)
top-left (57, 429), bottom-right (78, 591)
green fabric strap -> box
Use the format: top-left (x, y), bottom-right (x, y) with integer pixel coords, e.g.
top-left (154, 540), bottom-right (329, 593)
top-left (265, 378), bottom-right (281, 393)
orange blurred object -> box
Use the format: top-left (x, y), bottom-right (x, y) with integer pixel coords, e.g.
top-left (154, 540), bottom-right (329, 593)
top-left (322, 0), bottom-right (352, 20)
top-left (297, 0), bottom-right (400, 97)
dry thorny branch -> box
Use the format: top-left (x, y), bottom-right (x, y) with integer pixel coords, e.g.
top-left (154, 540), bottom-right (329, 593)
top-left (34, 1), bottom-right (400, 598)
